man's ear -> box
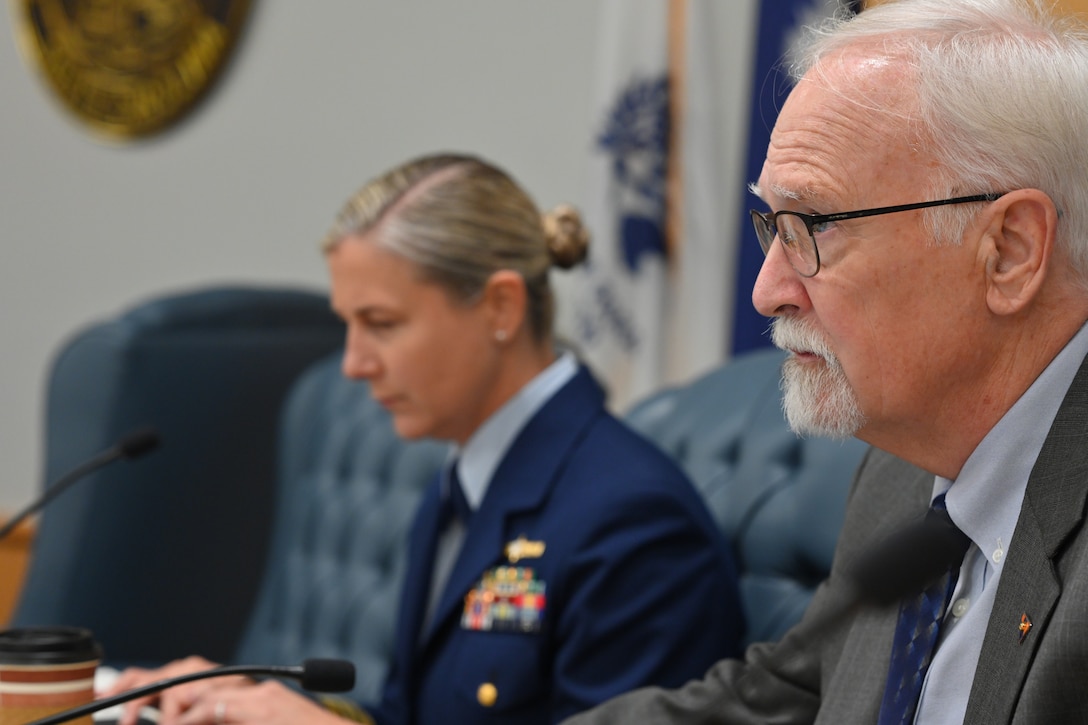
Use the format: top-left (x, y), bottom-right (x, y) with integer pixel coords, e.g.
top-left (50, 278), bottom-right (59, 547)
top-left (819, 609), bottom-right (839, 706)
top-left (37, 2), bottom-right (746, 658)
top-left (981, 189), bottom-right (1058, 316)
top-left (481, 269), bottom-right (528, 341)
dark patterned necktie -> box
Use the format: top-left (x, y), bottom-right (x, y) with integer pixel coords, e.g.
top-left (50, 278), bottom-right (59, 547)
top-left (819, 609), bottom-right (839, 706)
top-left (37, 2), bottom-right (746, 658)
top-left (877, 493), bottom-right (971, 725)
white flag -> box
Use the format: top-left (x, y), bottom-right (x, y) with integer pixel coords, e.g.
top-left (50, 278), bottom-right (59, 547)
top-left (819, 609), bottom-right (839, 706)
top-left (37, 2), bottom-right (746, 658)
top-left (571, 0), bottom-right (672, 410)
top-left (664, 0), bottom-right (759, 393)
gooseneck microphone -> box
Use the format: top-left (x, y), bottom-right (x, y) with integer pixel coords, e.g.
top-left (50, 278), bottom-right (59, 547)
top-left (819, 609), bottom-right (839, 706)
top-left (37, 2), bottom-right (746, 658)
top-left (794, 501), bottom-right (972, 643)
top-left (850, 501), bottom-right (971, 607)
top-left (0, 427), bottom-right (161, 542)
top-left (27, 658), bottom-right (356, 725)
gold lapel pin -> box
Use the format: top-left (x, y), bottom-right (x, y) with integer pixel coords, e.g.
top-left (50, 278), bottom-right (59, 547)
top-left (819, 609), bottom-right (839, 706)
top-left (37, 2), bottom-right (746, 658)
top-left (505, 535), bottom-right (546, 563)
top-left (1018, 612), bottom-right (1033, 645)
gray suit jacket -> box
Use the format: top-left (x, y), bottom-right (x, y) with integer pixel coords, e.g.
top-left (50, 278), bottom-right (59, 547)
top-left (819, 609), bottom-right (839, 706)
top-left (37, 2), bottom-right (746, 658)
top-left (564, 353), bottom-right (1088, 724)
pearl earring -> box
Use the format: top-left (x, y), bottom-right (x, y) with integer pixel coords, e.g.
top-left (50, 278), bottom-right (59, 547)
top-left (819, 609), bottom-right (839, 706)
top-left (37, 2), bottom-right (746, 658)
top-left (495, 330), bottom-right (508, 342)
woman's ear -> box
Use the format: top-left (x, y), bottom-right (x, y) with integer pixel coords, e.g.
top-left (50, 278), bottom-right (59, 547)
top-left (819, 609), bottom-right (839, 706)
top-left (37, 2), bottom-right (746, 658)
top-left (981, 189), bottom-right (1058, 316)
top-left (481, 270), bottom-right (528, 342)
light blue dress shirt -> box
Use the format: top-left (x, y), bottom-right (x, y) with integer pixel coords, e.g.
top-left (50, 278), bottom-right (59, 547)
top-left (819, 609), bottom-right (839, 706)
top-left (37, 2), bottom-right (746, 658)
top-left (916, 322), bottom-right (1088, 724)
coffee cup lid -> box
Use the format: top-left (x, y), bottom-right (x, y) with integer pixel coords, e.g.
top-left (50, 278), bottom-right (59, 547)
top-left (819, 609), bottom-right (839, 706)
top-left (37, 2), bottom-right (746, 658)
top-left (0, 626), bottom-right (102, 664)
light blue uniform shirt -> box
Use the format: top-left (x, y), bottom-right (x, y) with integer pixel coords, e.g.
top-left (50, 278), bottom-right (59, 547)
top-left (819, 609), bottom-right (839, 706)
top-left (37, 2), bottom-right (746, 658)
top-left (454, 351), bottom-right (579, 510)
top-left (916, 322), bottom-right (1088, 723)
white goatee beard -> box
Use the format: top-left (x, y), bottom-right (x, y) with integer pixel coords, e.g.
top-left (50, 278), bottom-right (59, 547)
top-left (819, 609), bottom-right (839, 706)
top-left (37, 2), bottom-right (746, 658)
top-left (770, 318), bottom-right (866, 440)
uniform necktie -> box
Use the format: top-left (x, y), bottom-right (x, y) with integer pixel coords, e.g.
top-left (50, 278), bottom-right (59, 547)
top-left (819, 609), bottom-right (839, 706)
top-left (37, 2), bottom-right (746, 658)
top-left (439, 459), bottom-right (474, 529)
top-left (877, 493), bottom-right (971, 725)
top-left (422, 461), bottom-right (473, 637)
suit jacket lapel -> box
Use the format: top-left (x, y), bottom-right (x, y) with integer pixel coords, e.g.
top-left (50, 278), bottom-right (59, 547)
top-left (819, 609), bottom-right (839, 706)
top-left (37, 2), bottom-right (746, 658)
top-left (816, 452), bottom-right (933, 723)
top-left (964, 352), bottom-right (1088, 724)
top-left (420, 366), bottom-right (606, 647)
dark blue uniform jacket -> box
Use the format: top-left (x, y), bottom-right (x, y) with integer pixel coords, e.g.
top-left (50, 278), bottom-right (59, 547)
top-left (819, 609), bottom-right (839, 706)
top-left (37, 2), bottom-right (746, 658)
top-left (367, 366), bottom-right (744, 724)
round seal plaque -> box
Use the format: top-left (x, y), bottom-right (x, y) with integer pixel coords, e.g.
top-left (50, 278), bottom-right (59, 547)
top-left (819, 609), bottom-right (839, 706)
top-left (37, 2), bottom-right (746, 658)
top-left (11, 0), bottom-right (252, 140)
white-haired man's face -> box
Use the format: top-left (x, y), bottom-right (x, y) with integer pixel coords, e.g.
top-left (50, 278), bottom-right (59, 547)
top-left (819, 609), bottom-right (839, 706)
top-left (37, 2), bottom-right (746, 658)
top-left (751, 52), bottom-right (994, 456)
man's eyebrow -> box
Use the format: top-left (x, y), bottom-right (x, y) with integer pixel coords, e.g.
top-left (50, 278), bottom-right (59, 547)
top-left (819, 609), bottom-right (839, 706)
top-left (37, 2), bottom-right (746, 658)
top-left (748, 182), bottom-right (808, 204)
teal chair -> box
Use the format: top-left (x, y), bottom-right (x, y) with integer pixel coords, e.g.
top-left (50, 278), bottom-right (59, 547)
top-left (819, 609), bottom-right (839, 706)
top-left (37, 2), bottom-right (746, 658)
top-left (234, 354), bottom-right (448, 700)
top-left (12, 286), bottom-right (345, 667)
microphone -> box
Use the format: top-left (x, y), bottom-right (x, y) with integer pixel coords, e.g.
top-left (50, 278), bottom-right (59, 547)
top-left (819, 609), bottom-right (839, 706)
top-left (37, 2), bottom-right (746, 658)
top-left (849, 502), bottom-right (972, 606)
top-left (791, 503), bottom-right (972, 642)
top-left (26, 658), bottom-right (356, 725)
top-left (0, 427), bottom-right (161, 541)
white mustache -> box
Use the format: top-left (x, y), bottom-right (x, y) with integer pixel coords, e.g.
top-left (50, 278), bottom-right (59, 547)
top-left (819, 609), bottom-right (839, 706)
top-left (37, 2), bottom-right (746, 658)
top-left (770, 318), bottom-right (836, 364)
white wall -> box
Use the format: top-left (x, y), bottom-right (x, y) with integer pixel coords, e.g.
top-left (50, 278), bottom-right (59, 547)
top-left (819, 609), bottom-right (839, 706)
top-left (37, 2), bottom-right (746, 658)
top-left (0, 1), bottom-right (603, 509)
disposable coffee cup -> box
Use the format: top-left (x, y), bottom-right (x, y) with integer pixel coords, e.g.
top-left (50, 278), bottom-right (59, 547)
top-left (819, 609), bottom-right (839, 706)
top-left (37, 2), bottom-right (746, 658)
top-left (0, 626), bottom-right (102, 725)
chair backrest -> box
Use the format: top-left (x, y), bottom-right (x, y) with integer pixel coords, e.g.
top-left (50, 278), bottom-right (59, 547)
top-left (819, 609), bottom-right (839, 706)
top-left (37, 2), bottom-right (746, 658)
top-left (623, 347), bottom-right (869, 646)
top-left (12, 286), bottom-right (345, 666)
top-left (233, 353), bottom-right (448, 701)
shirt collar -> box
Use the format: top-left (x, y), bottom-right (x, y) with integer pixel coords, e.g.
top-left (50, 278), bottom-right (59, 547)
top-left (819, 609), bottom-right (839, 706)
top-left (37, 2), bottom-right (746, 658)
top-left (448, 352), bottom-right (579, 510)
top-left (937, 321), bottom-right (1088, 571)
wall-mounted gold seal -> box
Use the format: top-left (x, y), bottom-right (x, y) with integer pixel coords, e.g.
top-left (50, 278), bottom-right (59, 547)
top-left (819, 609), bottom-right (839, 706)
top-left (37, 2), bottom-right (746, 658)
top-left (10, 0), bottom-right (252, 140)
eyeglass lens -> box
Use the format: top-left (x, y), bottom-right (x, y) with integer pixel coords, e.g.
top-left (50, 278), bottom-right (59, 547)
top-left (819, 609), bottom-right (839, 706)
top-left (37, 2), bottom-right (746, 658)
top-left (750, 210), bottom-right (819, 277)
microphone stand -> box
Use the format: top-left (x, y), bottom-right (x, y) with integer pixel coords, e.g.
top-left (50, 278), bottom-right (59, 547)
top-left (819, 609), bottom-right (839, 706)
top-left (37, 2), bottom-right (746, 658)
top-left (0, 428), bottom-right (160, 541)
top-left (27, 660), bottom-right (354, 725)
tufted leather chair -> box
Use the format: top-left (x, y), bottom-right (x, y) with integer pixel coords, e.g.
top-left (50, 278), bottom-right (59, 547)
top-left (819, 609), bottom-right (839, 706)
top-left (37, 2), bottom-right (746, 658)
top-left (234, 346), bottom-right (869, 701)
top-left (623, 347), bottom-right (869, 646)
top-left (11, 286), bottom-right (345, 666)
top-left (232, 354), bottom-right (449, 701)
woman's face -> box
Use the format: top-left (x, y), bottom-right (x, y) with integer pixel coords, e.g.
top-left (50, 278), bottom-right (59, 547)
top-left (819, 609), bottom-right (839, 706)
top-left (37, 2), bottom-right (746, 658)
top-left (327, 235), bottom-right (505, 445)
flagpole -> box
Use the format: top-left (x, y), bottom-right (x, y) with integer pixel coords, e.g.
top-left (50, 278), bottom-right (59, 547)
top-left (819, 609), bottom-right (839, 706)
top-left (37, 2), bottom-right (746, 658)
top-left (666, 0), bottom-right (686, 261)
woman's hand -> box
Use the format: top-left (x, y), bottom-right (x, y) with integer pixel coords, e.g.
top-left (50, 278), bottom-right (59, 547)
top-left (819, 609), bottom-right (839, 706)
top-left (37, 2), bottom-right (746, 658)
top-left (101, 655), bottom-right (252, 725)
top-left (176, 679), bottom-right (349, 725)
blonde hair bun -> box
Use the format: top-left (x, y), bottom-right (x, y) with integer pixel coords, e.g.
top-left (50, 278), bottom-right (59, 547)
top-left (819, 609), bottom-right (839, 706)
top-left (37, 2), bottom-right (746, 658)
top-left (542, 204), bottom-right (590, 269)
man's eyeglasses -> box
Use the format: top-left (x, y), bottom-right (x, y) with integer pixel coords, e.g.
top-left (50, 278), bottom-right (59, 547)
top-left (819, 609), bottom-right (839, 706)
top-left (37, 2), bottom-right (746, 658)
top-left (750, 193), bottom-right (1006, 277)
